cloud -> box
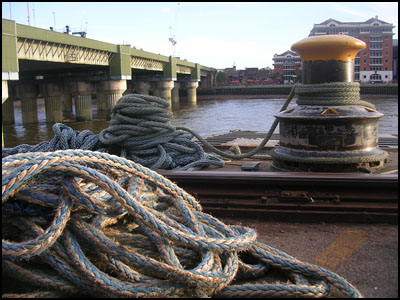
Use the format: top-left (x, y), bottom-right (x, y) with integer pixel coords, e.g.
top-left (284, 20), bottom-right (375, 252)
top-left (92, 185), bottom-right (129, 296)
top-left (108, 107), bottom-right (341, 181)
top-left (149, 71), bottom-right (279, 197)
top-left (323, 3), bottom-right (397, 37)
top-left (326, 3), bottom-right (372, 19)
top-left (369, 2), bottom-right (398, 25)
top-left (160, 7), bottom-right (171, 14)
top-left (327, 2), bottom-right (398, 25)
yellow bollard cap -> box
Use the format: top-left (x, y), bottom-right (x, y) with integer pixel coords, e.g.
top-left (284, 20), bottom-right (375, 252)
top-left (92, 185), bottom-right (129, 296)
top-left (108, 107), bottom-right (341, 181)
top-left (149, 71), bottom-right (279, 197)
top-left (291, 34), bottom-right (366, 62)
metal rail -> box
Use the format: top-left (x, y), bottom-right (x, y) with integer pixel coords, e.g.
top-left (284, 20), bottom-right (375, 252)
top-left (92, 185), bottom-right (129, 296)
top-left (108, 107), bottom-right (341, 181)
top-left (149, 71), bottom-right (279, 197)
top-left (158, 170), bottom-right (398, 224)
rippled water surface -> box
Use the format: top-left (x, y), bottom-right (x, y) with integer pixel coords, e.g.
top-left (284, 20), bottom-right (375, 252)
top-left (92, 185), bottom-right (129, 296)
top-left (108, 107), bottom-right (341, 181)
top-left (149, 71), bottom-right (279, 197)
top-left (2, 95), bottom-right (398, 149)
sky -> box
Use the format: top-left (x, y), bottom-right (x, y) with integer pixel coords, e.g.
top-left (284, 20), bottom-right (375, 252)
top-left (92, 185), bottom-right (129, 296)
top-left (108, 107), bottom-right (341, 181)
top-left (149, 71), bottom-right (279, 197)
top-left (2, 2), bottom-right (398, 70)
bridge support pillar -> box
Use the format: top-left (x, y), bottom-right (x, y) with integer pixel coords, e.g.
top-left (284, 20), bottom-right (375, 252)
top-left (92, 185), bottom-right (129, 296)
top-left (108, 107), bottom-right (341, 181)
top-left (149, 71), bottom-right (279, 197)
top-left (123, 80), bottom-right (134, 95)
top-left (151, 82), bottom-right (160, 97)
top-left (95, 82), bottom-right (107, 112)
top-left (186, 80), bottom-right (199, 104)
top-left (63, 93), bottom-right (73, 114)
top-left (62, 82), bottom-right (73, 114)
top-left (135, 81), bottom-right (151, 95)
top-left (2, 84), bottom-right (15, 125)
top-left (20, 83), bottom-right (38, 124)
top-left (73, 81), bottom-right (93, 122)
top-left (2, 80), bottom-right (10, 147)
top-left (158, 80), bottom-right (174, 103)
top-left (45, 82), bottom-right (63, 123)
top-left (172, 81), bottom-right (180, 105)
top-left (100, 80), bottom-right (126, 120)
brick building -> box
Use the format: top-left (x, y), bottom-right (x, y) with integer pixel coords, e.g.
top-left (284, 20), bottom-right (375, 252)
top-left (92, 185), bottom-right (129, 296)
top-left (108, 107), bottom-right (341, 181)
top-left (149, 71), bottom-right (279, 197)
top-left (272, 50), bottom-right (301, 84)
top-left (309, 17), bottom-right (395, 83)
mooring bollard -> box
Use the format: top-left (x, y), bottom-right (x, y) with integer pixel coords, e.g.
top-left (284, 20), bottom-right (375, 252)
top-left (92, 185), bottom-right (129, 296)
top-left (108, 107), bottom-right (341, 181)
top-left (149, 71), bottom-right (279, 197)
top-left (271, 34), bottom-right (387, 172)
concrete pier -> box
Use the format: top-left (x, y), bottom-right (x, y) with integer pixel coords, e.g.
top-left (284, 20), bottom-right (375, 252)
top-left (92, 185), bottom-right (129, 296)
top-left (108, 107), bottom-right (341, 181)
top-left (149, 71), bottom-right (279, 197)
top-left (62, 82), bottom-right (73, 114)
top-left (171, 81), bottom-right (180, 105)
top-left (2, 84), bottom-right (15, 125)
top-left (73, 81), bottom-right (93, 122)
top-left (45, 82), bottom-right (63, 123)
top-left (186, 80), bottom-right (199, 104)
top-left (123, 80), bottom-right (134, 96)
top-left (151, 81), bottom-right (160, 97)
top-left (2, 80), bottom-right (9, 147)
top-left (158, 80), bottom-right (174, 103)
top-left (100, 80), bottom-right (126, 120)
top-left (20, 83), bottom-right (38, 124)
top-left (95, 82), bottom-right (107, 112)
top-left (135, 81), bottom-right (151, 95)
top-left (2, 81), bottom-right (9, 104)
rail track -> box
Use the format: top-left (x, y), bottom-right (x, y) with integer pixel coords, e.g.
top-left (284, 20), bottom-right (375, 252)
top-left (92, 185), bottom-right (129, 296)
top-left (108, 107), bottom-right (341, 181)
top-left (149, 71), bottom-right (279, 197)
top-left (158, 170), bottom-right (398, 224)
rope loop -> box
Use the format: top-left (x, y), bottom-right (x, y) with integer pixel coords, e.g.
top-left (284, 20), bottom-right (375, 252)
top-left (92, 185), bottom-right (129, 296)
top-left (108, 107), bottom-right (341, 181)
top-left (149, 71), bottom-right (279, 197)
top-left (2, 123), bottom-right (105, 158)
top-left (2, 150), bottom-right (363, 297)
top-left (296, 82), bottom-right (376, 109)
top-left (99, 94), bottom-right (224, 170)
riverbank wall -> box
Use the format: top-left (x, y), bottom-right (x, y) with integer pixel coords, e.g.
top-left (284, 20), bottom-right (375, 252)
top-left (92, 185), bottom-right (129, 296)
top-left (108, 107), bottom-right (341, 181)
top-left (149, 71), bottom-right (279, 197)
top-left (190, 84), bottom-right (398, 97)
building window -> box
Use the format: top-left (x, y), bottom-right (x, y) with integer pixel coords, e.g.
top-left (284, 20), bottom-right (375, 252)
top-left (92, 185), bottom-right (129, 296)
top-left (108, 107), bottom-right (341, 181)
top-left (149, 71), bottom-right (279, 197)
top-left (370, 50), bottom-right (382, 57)
top-left (371, 66), bottom-right (382, 71)
top-left (370, 42), bottom-right (382, 49)
top-left (370, 74), bottom-right (382, 81)
top-left (371, 36), bottom-right (382, 42)
top-left (370, 58), bottom-right (382, 65)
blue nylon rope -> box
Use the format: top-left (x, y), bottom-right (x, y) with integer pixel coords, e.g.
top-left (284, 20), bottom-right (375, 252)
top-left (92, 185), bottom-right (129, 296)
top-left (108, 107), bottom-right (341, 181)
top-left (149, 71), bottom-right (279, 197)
top-left (2, 150), bottom-right (363, 298)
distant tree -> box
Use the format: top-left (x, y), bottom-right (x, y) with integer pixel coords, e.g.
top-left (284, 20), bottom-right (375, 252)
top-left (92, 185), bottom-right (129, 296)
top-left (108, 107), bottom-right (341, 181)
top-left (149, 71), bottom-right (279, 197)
top-left (216, 71), bottom-right (228, 85)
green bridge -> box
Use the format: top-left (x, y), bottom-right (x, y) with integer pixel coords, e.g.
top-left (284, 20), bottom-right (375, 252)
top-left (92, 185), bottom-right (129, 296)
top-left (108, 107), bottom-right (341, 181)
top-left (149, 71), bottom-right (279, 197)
top-left (2, 18), bottom-right (216, 126)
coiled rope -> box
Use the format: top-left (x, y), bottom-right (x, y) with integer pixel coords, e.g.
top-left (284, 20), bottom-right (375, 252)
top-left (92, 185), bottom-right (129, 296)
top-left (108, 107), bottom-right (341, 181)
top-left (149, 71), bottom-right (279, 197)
top-left (296, 82), bottom-right (376, 109)
top-left (98, 94), bottom-right (224, 170)
top-left (2, 82), bottom-right (381, 168)
top-left (2, 123), bottom-right (106, 158)
top-left (2, 150), bottom-right (363, 298)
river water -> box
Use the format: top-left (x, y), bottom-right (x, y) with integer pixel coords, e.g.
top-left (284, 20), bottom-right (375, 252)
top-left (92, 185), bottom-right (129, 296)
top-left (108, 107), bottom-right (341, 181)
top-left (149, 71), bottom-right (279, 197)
top-left (2, 94), bottom-right (398, 149)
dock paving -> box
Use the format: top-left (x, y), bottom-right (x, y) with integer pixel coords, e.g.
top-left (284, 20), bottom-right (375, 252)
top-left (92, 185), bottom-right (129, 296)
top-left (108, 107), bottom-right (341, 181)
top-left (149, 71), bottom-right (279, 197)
top-left (221, 218), bottom-right (398, 298)
top-left (200, 131), bottom-right (398, 297)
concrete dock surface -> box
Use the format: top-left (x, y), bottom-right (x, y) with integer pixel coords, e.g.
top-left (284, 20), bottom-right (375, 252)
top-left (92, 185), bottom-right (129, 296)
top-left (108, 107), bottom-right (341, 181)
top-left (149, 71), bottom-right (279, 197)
top-left (221, 218), bottom-right (398, 298)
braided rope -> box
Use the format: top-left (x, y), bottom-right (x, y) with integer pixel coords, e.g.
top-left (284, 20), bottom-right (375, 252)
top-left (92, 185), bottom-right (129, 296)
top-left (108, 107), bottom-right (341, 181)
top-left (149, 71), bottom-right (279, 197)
top-left (296, 82), bottom-right (376, 109)
top-left (176, 85), bottom-right (297, 160)
top-left (2, 123), bottom-right (105, 158)
top-left (98, 94), bottom-right (224, 170)
top-left (270, 148), bottom-right (388, 164)
top-left (3, 150), bottom-right (363, 297)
